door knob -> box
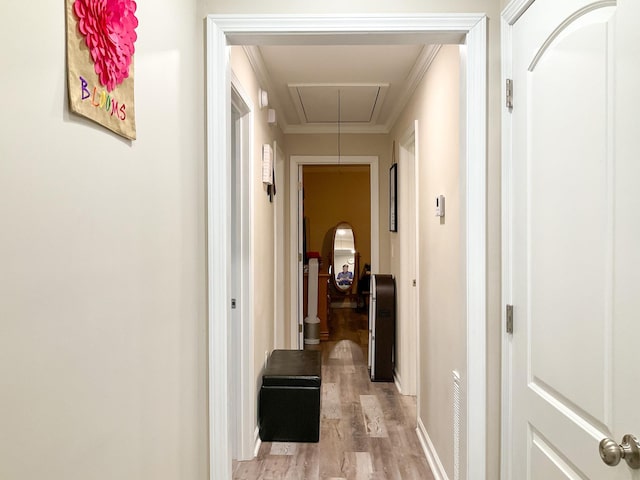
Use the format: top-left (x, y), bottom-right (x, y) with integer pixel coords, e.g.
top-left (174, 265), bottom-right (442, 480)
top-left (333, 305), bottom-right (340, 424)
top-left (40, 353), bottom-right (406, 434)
top-left (599, 434), bottom-right (640, 469)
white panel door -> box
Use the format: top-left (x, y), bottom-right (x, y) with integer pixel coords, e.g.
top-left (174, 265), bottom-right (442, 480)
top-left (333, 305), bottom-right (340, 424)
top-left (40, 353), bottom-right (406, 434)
top-left (509, 0), bottom-right (640, 478)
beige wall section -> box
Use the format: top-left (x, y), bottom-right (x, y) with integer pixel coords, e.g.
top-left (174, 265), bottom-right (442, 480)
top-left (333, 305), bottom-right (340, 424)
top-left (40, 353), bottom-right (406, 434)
top-left (390, 45), bottom-right (464, 478)
top-left (302, 166), bottom-right (371, 276)
top-left (230, 46), bottom-right (286, 425)
top-left (286, 134), bottom-right (392, 274)
top-left (0, 1), bottom-right (208, 479)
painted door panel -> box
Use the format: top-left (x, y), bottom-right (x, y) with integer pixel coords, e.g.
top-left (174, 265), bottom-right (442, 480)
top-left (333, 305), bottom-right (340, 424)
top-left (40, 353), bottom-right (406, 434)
top-left (509, 0), bottom-right (640, 478)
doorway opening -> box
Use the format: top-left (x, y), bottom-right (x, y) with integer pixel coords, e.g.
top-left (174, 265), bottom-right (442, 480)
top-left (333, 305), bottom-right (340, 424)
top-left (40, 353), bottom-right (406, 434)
top-left (290, 156), bottom-right (379, 349)
top-left (207, 14), bottom-right (487, 480)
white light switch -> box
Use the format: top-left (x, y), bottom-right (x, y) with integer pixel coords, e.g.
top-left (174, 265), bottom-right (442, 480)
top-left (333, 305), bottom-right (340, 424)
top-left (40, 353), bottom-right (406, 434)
top-left (435, 195), bottom-right (445, 217)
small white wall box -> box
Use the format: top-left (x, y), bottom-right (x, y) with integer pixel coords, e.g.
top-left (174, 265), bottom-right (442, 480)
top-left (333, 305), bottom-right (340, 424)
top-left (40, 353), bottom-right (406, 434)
top-left (435, 195), bottom-right (445, 217)
top-left (259, 88), bottom-right (269, 109)
top-left (267, 108), bottom-right (277, 125)
top-left (262, 144), bottom-right (273, 184)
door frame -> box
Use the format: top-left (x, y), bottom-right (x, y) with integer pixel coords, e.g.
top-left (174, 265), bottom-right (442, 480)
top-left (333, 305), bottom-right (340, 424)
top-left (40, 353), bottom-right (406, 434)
top-left (289, 155), bottom-right (379, 350)
top-left (500, 1), bottom-right (537, 478)
top-left (206, 14), bottom-right (487, 480)
top-left (229, 73), bottom-right (255, 462)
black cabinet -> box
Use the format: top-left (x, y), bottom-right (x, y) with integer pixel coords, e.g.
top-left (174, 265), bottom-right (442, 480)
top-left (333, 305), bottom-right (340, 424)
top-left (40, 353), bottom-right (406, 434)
top-left (368, 274), bottom-right (395, 382)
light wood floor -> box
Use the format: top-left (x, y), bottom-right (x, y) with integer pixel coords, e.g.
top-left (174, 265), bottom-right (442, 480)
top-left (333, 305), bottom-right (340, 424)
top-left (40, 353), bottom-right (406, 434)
top-left (233, 308), bottom-right (434, 480)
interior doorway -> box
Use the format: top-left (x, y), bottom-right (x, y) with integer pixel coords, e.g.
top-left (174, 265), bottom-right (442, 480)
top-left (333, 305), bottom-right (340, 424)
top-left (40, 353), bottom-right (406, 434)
top-left (289, 156), bottom-right (379, 350)
top-left (206, 14), bottom-right (488, 480)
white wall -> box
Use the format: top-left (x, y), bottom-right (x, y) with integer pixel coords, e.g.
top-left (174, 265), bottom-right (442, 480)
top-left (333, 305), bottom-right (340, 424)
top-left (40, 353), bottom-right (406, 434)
top-left (0, 1), bottom-right (208, 480)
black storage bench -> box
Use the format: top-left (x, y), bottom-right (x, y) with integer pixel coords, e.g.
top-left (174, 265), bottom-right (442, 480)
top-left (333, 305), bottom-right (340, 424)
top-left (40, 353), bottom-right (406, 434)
top-left (258, 349), bottom-right (322, 443)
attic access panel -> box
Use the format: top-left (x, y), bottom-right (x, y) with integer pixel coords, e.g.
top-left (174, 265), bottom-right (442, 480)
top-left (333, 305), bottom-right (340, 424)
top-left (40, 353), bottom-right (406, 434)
top-left (290, 83), bottom-right (388, 124)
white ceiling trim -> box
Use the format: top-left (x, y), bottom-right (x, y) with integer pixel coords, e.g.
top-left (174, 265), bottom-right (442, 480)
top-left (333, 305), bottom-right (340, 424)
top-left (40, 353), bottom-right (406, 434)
top-left (215, 13), bottom-right (480, 45)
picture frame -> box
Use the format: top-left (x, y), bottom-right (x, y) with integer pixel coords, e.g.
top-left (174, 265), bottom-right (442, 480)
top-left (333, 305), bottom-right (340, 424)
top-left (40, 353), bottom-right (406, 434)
top-left (389, 163), bottom-right (397, 232)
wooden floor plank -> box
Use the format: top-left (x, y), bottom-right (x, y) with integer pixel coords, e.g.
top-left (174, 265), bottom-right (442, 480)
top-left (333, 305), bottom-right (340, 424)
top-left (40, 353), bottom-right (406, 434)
top-left (233, 308), bottom-right (434, 480)
top-left (360, 394), bottom-right (389, 438)
top-left (321, 382), bottom-right (342, 420)
top-left (270, 442), bottom-right (298, 456)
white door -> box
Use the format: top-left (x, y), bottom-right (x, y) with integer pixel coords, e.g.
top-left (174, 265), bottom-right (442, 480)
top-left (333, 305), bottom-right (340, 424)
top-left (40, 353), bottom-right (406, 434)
top-left (508, 0), bottom-right (640, 478)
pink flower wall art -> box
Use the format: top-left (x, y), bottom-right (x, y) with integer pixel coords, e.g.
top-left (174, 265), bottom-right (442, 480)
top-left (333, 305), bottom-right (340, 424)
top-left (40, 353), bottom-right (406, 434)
top-left (66, 0), bottom-right (138, 139)
top-left (74, 0), bottom-right (139, 92)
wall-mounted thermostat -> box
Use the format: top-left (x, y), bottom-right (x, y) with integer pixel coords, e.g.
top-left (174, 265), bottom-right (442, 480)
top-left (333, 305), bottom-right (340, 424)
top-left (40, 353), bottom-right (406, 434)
top-left (435, 195), bottom-right (445, 217)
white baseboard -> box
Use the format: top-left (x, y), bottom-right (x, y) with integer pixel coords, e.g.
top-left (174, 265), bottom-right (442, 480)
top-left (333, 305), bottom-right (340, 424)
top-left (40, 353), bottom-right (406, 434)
top-left (394, 369), bottom-right (404, 394)
top-left (253, 427), bottom-right (261, 457)
top-left (416, 417), bottom-right (449, 480)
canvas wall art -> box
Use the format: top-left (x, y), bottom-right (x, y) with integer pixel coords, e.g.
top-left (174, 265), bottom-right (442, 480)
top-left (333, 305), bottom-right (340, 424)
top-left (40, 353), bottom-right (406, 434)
top-left (66, 0), bottom-right (138, 140)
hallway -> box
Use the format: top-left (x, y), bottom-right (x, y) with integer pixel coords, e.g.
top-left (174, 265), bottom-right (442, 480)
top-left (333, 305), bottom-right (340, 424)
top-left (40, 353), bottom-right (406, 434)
top-left (232, 309), bottom-right (434, 480)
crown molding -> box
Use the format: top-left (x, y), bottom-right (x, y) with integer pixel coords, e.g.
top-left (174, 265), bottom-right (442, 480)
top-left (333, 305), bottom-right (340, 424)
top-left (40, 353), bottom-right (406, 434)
top-left (384, 44), bottom-right (441, 132)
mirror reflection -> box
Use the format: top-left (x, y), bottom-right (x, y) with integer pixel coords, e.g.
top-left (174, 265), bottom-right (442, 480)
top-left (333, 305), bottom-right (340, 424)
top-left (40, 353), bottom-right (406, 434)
top-left (332, 222), bottom-right (356, 292)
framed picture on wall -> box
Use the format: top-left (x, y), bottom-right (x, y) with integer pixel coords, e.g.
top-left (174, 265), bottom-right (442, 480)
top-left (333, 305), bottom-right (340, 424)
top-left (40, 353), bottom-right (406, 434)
top-left (389, 163), bottom-right (397, 232)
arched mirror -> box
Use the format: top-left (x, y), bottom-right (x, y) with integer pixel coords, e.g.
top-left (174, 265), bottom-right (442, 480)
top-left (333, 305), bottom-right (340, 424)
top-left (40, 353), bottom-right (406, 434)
top-left (331, 222), bottom-right (357, 293)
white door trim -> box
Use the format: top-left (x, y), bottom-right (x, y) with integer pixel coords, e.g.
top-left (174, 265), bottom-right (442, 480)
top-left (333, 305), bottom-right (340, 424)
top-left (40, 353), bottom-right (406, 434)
top-left (397, 123), bottom-right (418, 397)
top-left (273, 141), bottom-right (286, 350)
top-left (229, 72), bottom-right (255, 462)
top-left (462, 16), bottom-right (488, 480)
top-left (500, 3), bottom-right (534, 479)
top-left (288, 155), bottom-right (379, 349)
top-left (206, 14), bottom-right (487, 480)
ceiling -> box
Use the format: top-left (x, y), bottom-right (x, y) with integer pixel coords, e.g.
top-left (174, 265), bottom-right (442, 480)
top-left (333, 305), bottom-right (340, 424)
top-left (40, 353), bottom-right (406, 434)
top-left (244, 44), bottom-right (440, 135)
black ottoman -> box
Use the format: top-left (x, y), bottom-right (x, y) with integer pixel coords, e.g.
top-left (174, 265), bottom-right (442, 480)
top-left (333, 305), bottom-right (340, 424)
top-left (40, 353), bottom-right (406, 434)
top-left (258, 349), bottom-right (322, 443)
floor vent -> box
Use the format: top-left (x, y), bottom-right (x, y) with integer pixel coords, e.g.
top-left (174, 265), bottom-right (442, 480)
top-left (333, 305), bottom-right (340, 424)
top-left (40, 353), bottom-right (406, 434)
top-left (453, 370), bottom-right (461, 480)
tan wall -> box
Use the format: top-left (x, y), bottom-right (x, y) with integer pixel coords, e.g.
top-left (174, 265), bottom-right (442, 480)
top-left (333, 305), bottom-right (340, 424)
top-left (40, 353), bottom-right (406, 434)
top-left (390, 45), bottom-right (464, 478)
top-left (0, 1), bottom-right (208, 479)
top-left (302, 166), bottom-right (371, 278)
